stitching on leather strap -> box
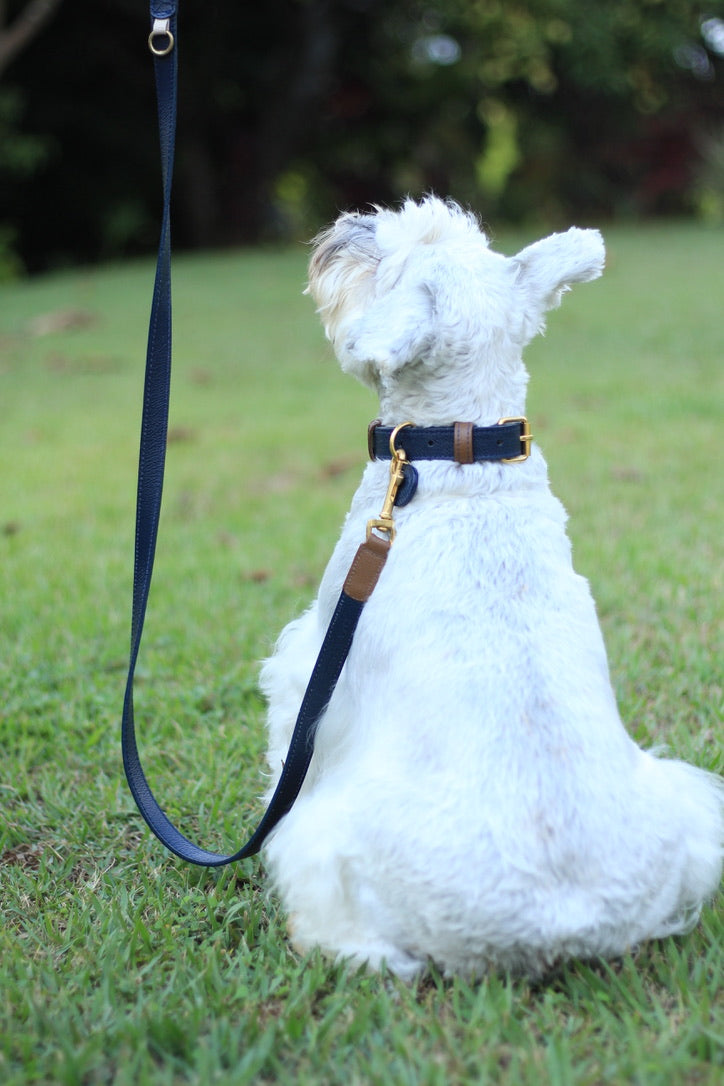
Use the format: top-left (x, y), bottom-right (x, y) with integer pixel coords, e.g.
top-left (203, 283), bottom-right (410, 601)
top-left (343, 536), bottom-right (390, 602)
top-left (453, 421), bottom-right (474, 464)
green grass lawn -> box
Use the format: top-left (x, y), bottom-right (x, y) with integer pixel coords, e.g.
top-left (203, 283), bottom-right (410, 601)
top-left (0, 222), bottom-right (722, 1084)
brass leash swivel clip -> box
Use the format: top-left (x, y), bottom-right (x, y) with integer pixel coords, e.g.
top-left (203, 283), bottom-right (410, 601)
top-left (366, 422), bottom-right (414, 544)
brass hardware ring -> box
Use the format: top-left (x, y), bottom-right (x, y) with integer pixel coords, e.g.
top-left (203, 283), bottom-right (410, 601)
top-left (388, 421), bottom-right (415, 459)
top-left (148, 21), bottom-right (175, 56)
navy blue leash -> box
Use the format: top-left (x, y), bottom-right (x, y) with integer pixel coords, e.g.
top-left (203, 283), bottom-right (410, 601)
top-left (121, 3), bottom-right (391, 866)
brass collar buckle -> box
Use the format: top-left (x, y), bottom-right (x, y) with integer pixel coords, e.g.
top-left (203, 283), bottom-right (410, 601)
top-left (497, 416), bottom-right (533, 463)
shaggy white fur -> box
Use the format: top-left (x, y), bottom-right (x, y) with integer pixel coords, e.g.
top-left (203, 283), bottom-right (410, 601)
top-left (260, 196), bottom-right (723, 979)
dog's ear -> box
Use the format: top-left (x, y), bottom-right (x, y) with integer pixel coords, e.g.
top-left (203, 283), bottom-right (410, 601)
top-left (338, 280), bottom-right (435, 380)
top-left (513, 228), bottom-right (605, 339)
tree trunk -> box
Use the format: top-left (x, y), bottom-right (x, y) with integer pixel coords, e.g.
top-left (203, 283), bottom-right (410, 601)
top-left (0, 0), bottom-right (63, 78)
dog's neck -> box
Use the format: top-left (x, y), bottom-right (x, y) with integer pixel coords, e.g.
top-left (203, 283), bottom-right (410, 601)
top-left (373, 357), bottom-right (530, 428)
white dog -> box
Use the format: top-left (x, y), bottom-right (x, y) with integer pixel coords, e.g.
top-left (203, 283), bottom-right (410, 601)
top-left (260, 196), bottom-right (723, 979)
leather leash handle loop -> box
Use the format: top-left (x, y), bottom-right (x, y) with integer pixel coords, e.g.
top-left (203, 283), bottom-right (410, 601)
top-left (122, 4), bottom-right (389, 866)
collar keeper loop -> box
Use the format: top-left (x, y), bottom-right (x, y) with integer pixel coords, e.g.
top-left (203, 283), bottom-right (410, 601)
top-left (453, 421), bottom-right (475, 464)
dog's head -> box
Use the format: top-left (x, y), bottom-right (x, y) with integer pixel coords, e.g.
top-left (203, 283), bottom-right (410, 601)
top-left (307, 197), bottom-right (604, 415)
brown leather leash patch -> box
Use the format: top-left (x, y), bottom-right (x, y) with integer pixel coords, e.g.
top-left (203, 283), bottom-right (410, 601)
top-left (344, 534), bottom-right (391, 602)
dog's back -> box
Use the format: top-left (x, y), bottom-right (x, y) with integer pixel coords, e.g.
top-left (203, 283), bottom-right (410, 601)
top-left (261, 198), bottom-right (723, 978)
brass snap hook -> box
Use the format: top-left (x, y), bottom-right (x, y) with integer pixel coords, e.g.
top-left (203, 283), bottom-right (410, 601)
top-left (367, 422), bottom-right (415, 543)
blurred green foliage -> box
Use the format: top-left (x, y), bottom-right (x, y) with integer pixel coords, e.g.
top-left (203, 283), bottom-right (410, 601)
top-left (0, 0), bottom-right (723, 273)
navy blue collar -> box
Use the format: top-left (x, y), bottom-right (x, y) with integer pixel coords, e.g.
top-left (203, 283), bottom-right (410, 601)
top-left (368, 417), bottom-right (532, 465)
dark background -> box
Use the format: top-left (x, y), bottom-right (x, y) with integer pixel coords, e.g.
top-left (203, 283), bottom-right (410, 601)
top-left (1, 0), bottom-right (723, 275)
